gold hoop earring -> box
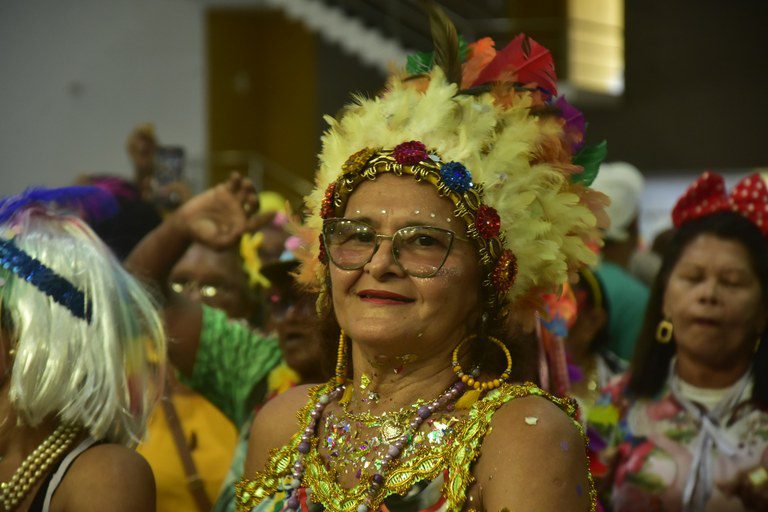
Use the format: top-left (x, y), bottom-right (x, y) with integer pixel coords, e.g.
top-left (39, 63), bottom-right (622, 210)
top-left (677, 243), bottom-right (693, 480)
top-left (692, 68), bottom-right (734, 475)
top-left (451, 334), bottom-right (511, 391)
top-left (656, 319), bottom-right (673, 344)
top-left (335, 330), bottom-right (349, 385)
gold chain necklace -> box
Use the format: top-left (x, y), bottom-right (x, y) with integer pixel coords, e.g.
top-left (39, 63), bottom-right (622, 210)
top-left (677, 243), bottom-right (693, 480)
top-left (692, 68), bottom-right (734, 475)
top-left (340, 393), bottom-right (430, 443)
top-left (0, 424), bottom-right (80, 511)
top-left (339, 399), bottom-right (426, 425)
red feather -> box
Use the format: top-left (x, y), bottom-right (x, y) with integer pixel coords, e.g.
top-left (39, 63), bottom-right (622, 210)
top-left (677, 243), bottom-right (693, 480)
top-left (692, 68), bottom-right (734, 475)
top-left (470, 34), bottom-right (558, 95)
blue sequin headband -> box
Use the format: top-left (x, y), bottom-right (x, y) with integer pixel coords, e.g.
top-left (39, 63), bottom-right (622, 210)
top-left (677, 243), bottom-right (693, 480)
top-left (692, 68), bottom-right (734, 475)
top-left (0, 238), bottom-right (91, 322)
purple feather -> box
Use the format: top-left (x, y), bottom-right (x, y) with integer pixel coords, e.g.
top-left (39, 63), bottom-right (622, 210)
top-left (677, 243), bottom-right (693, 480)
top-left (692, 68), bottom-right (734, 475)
top-left (0, 186), bottom-right (119, 225)
top-left (555, 96), bottom-right (586, 152)
top-left (586, 426), bottom-right (606, 452)
top-left (567, 360), bottom-right (584, 383)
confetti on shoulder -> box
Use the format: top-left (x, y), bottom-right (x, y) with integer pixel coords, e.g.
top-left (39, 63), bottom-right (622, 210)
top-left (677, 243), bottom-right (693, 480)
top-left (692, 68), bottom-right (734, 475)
top-left (524, 416), bottom-right (538, 426)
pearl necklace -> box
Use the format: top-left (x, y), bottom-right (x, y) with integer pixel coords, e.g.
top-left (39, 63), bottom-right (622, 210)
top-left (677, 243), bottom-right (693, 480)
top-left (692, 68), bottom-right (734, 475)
top-left (0, 424), bottom-right (80, 511)
top-left (282, 380), bottom-right (466, 512)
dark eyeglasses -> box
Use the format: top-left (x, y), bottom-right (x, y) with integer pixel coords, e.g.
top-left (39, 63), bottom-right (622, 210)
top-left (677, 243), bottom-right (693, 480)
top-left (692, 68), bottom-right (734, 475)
top-left (169, 280), bottom-right (237, 299)
top-left (321, 218), bottom-right (468, 278)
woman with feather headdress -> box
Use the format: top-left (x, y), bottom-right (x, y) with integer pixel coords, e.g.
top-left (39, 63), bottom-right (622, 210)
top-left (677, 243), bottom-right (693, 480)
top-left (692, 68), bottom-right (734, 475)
top-left (223, 4), bottom-right (609, 511)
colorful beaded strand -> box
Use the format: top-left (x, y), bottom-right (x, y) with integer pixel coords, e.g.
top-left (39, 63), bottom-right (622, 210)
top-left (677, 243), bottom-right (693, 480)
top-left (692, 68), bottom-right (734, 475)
top-left (279, 380), bottom-right (466, 512)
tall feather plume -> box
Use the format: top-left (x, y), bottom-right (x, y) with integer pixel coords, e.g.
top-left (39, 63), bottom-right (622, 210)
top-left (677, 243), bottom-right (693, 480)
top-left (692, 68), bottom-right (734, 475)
top-left (471, 34), bottom-right (558, 95)
top-left (421, 1), bottom-right (462, 85)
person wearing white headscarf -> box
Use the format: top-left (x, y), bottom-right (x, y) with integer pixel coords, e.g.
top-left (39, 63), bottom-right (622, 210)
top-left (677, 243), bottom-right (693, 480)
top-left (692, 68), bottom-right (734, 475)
top-left (591, 162), bottom-right (650, 362)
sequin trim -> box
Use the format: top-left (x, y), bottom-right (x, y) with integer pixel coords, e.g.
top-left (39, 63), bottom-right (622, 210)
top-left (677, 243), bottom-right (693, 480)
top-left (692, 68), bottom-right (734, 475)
top-left (235, 381), bottom-right (596, 511)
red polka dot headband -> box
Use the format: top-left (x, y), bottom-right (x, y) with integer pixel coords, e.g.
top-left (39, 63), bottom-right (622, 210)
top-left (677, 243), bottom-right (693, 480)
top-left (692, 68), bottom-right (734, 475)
top-left (672, 171), bottom-right (768, 236)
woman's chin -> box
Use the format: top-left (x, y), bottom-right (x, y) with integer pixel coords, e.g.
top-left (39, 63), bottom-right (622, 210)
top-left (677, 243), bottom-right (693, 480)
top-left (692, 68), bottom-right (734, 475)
top-left (346, 323), bottom-right (421, 349)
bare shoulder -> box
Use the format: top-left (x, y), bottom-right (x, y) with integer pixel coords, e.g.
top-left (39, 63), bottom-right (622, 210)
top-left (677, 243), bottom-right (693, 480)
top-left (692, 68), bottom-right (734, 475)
top-left (245, 383), bottom-right (316, 475)
top-left (474, 394), bottom-right (591, 511)
top-left (56, 443), bottom-right (155, 512)
top-left (490, 393), bottom-right (581, 441)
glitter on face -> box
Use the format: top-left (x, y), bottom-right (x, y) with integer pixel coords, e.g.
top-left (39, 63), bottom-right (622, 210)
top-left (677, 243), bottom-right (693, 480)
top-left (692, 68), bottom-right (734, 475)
top-left (430, 213), bottom-right (436, 218)
top-left (433, 267), bottom-right (460, 277)
top-left (414, 210), bottom-right (420, 215)
top-left (381, 209), bottom-right (387, 215)
top-left (524, 416), bottom-right (539, 426)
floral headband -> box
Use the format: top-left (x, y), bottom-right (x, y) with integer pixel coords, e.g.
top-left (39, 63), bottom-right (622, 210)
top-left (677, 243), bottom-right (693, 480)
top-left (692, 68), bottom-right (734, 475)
top-left (320, 141), bottom-right (516, 310)
top-left (672, 171), bottom-right (768, 236)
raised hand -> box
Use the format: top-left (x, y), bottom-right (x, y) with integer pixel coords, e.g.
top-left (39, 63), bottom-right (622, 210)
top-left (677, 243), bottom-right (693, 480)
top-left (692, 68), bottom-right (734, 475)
top-left (175, 173), bottom-right (264, 249)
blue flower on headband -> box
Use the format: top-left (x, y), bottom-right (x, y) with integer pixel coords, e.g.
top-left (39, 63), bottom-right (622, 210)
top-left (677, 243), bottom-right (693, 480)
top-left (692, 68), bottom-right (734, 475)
top-left (439, 162), bottom-right (474, 193)
top-left (0, 238), bottom-right (91, 322)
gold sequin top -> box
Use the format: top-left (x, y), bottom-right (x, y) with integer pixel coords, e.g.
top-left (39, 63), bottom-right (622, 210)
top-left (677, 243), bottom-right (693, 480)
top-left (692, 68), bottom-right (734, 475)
top-left (236, 381), bottom-right (596, 511)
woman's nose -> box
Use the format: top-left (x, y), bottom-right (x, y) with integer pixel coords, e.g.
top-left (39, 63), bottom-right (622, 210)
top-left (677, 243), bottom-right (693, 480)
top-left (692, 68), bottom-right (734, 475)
top-left (364, 238), bottom-right (405, 278)
top-left (697, 277), bottom-right (719, 304)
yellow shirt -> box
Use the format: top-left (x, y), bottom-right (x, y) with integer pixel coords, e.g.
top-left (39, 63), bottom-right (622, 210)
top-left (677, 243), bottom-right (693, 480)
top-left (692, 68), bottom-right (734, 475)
top-left (138, 388), bottom-right (238, 512)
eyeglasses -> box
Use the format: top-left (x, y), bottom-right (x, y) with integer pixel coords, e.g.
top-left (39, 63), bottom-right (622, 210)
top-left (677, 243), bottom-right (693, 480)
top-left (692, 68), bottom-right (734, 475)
top-left (169, 280), bottom-right (236, 299)
top-left (321, 218), bottom-right (468, 278)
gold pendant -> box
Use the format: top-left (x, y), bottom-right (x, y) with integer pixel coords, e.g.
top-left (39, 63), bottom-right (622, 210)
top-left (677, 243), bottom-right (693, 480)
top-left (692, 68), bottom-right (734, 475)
top-left (380, 418), bottom-right (405, 443)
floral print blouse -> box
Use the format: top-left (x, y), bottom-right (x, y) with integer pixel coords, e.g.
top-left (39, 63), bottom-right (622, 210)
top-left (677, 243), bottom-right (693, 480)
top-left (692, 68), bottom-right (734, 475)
top-left (588, 372), bottom-right (768, 512)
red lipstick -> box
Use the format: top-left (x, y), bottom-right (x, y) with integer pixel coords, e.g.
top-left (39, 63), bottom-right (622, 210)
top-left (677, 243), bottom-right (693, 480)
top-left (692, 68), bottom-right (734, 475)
top-left (357, 289), bottom-right (415, 305)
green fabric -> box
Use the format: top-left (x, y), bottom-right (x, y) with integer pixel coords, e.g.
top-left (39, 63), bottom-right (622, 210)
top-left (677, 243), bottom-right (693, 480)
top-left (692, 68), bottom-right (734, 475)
top-left (179, 304), bottom-right (281, 512)
top-left (594, 261), bottom-right (649, 362)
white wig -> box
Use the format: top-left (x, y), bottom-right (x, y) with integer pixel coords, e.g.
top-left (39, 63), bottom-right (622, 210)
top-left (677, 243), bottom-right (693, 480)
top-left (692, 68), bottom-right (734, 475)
top-left (1, 207), bottom-right (165, 447)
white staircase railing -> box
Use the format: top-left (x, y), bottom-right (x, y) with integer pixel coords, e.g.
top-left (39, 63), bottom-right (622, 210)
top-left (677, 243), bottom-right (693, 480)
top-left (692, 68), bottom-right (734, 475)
top-left (260, 0), bottom-right (411, 73)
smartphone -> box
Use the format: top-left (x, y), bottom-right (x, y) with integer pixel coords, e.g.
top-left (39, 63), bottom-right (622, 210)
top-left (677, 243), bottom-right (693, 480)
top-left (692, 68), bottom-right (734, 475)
top-left (153, 145), bottom-right (186, 209)
top-left (155, 145), bottom-right (185, 186)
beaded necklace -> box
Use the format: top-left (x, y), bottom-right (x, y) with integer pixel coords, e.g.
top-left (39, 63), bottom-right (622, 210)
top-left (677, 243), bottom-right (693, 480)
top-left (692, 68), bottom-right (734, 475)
top-left (0, 424), bottom-right (80, 511)
top-left (282, 380), bottom-right (467, 512)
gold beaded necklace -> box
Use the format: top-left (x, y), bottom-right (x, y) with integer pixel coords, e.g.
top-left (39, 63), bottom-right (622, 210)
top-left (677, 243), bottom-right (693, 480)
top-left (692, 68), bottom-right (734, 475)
top-left (0, 424), bottom-right (80, 511)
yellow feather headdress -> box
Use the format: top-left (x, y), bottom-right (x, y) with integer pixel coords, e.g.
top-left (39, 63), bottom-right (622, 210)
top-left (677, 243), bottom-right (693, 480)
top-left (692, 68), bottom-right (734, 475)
top-left (297, 20), bottom-right (608, 327)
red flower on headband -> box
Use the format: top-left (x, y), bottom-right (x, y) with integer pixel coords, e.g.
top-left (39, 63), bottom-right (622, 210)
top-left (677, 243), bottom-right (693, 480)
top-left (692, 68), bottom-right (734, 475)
top-left (320, 182), bottom-right (336, 219)
top-left (672, 171), bottom-right (768, 236)
top-left (475, 205), bottom-right (501, 239)
top-left (493, 250), bottom-right (518, 294)
top-left (318, 234), bottom-right (328, 264)
top-left (393, 141), bottom-right (428, 165)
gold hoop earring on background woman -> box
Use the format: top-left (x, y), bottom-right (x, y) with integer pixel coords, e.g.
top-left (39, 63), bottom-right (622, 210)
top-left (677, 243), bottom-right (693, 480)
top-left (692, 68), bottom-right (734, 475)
top-left (656, 318), bottom-right (674, 343)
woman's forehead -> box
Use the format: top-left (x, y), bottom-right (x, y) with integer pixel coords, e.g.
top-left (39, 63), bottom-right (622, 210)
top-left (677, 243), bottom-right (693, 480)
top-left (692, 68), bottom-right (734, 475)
top-left (676, 234), bottom-right (754, 271)
top-left (344, 174), bottom-right (456, 220)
